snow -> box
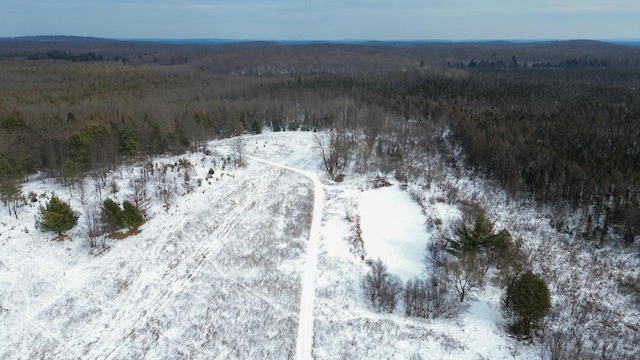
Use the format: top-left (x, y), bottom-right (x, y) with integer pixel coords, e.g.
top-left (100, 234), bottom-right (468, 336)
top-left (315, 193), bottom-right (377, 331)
top-left (359, 185), bottom-right (429, 282)
top-left (292, 169), bottom-right (322, 360)
top-left (1, 129), bottom-right (638, 359)
top-left (245, 154), bottom-right (323, 360)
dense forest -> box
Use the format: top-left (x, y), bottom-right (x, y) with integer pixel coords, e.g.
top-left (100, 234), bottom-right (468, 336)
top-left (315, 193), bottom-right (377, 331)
top-left (0, 37), bottom-right (639, 242)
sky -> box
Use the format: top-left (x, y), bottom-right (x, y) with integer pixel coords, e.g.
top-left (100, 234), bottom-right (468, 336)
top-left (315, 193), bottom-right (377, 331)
top-left (0, 0), bottom-right (638, 41)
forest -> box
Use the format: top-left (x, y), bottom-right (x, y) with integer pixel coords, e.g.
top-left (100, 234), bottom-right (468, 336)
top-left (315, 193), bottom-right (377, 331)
top-left (0, 36), bottom-right (639, 243)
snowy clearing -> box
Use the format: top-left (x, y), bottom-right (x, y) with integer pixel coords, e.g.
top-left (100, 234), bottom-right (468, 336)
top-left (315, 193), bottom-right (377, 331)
top-left (1, 130), bottom-right (638, 359)
top-left (0, 142), bottom-right (314, 359)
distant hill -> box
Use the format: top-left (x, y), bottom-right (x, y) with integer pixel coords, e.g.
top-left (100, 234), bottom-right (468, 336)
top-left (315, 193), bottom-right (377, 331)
top-left (1, 35), bottom-right (639, 69)
top-left (7, 35), bottom-right (119, 43)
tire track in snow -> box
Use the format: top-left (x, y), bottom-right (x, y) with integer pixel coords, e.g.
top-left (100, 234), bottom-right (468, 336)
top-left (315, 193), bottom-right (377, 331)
top-left (247, 155), bottom-right (323, 360)
top-left (83, 165), bottom-right (282, 360)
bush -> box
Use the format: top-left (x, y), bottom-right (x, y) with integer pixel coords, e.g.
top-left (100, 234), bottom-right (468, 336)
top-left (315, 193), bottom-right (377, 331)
top-left (362, 258), bottom-right (403, 313)
top-left (404, 275), bottom-right (452, 318)
top-left (39, 195), bottom-right (78, 235)
top-left (538, 328), bottom-right (590, 360)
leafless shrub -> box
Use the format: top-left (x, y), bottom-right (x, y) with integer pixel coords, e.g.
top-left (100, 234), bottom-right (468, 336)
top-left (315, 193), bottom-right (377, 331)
top-left (457, 199), bottom-right (483, 225)
top-left (617, 274), bottom-right (640, 306)
top-left (444, 182), bottom-right (459, 204)
top-left (362, 258), bottom-right (403, 313)
top-left (404, 275), bottom-right (455, 319)
top-left (538, 328), bottom-right (593, 360)
top-left (424, 240), bottom-right (450, 271)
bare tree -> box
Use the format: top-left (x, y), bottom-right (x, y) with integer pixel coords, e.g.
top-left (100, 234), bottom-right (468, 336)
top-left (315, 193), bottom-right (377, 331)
top-left (314, 128), bottom-right (352, 177)
top-left (154, 163), bottom-right (176, 203)
top-left (355, 104), bottom-right (385, 173)
top-left (130, 174), bottom-right (150, 218)
top-left (497, 238), bottom-right (532, 307)
top-left (84, 200), bottom-right (103, 248)
top-left (91, 173), bottom-right (104, 202)
top-left (315, 132), bottom-right (336, 175)
top-left (232, 137), bottom-right (246, 167)
top-left (79, 179), bottom-right (104, 247)
top-left (446, 254), bottom-right (486, 302)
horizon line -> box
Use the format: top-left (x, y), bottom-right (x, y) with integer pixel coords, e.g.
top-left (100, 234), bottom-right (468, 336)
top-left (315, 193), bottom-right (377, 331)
top-left (3, 35), bottom-right (640, 44)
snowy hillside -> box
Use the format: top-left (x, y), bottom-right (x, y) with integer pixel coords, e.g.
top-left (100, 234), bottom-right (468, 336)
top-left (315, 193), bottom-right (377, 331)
top-left (1, 131), bottom-right (639, 359)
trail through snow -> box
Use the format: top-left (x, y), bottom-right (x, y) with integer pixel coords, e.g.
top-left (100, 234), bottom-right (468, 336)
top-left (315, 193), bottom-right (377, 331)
top-left (247, 155), bottom-right (323, 360)
top-left (3, 131), bottom-right (584, 359)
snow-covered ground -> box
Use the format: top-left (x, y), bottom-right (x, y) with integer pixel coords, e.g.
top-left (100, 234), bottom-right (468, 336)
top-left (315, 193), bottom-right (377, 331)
top-left (1, 130), bottom-right (638, 359)
top-left (359, 186), bottom-right (429, 282)
top-left (0, 138), bottom-right (314, 359)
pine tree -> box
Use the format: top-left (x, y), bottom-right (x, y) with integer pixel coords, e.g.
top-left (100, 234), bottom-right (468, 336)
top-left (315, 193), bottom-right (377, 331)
top-left (122, 200), bottom-right (144, 229)
top-left (39, 195), bottom-right (78, 235)
top-left (0, 181), bottom-right (25, 218)
top-left (446, 211), bottom-right (510, 257)
top-left (505, 270), bottom-right (551, 336)
top-left (102, 198), bottom-right (124, 232)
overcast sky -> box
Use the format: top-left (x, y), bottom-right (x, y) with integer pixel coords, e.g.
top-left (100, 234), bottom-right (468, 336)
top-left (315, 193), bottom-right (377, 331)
top-left (0, 0), bottom-right (637, 40)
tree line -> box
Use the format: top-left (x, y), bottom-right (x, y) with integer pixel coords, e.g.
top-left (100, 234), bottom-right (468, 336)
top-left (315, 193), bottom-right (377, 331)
top-left (0, 38), bottom-right (639, 242)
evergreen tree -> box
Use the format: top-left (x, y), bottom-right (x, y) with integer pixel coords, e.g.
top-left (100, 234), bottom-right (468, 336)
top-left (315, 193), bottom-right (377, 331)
top-left (446, 211), bottom-right (509, 256)
top-left (62, 159), bottom-right (81, 188)
top-left (102, 198), bottom-right (124, 232)
top-left (0, 181), bottom-right (25, 218)
top-left (39, 195), bottom-right (78, 235)
top-left (119, 127), bottom-right (142, 159)
top-left (122, 200), bottom-right (144, 229)
top-left (0, 156), bottom-right (24, 183)
top-left (0, 157), bottom-right (17, 182)
top-left (69, 131), bottom-right (94, 172)
top-left (505, 270), bottom-right (551, 336)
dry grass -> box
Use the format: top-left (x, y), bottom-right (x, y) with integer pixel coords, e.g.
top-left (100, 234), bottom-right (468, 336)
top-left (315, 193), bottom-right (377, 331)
top-left (107, 227), bottom-right (143, 240)
top-left (52, 234), bottom-right (71, 242)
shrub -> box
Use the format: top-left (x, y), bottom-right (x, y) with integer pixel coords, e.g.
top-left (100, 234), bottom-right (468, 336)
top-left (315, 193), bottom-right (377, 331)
top-left (362, 258), bottom-right (403, 313)
top-left (404, 275), bottom-right (452, 318)
top-left (39, 195), bottom-right (78, 235)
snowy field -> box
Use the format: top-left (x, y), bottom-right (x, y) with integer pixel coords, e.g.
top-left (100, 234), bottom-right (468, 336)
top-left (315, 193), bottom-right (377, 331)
top-left (0, 138), bottom-right (314, 359)
top-left (1, 130), bottom-right (639, 359)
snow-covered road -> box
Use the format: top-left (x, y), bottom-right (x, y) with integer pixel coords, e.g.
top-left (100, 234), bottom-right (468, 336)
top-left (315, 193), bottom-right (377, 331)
top-left (247, 155), bottom-right (323, 360)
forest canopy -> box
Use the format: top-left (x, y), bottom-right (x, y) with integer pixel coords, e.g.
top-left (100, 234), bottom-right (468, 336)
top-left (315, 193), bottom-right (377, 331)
top-left (0, 37), bottom-right (639, 241)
